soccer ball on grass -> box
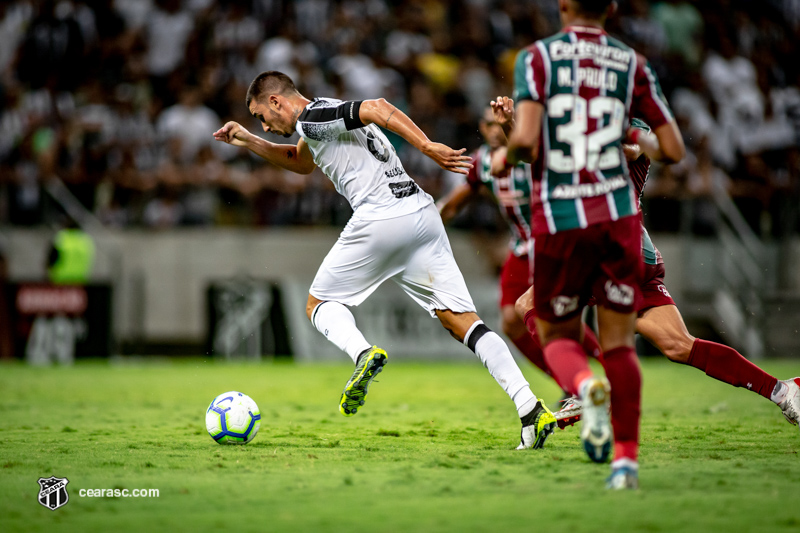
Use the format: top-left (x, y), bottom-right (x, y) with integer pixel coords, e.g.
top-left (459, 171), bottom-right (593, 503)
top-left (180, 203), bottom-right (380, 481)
top-left (205, 391), bottom-right (261, 444)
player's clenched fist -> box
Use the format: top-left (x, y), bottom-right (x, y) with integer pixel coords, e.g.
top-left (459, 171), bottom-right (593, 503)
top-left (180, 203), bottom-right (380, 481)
top-left (213, 121), bottom-right (251, 147)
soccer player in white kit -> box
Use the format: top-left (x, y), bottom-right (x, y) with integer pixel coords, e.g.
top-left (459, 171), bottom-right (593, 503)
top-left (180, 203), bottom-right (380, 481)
top-left (213, 71), bottom-right (556, 449)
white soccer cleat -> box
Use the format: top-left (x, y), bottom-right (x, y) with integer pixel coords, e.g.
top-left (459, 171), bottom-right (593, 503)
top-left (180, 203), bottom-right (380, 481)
top-left (554, 395), bottom-right (582, 429)
top-left (580, 377), bottom-right (612, 463)
top-left (778, 378), bottom-right (800, 431)
top-left (606, 458), bottom-right (639, 490)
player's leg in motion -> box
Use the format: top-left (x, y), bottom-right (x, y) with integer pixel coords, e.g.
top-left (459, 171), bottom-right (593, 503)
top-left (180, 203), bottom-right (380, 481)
top-left (536, 314), bottom-right (614, 464)
top-left (498, 254), bottom-right (558, 377)
top-left (516, 286), bottom-right (603, 368)
top-left (515, 286), bottom-right (602, 429)
top-left (436, 309), bottom-right (556, 449)
top-left (595, 306), bottom-right (641, 489)
top-left (503, 303), bottom-right (552, 377)
top-left (307, 295), bottom-right (387, 416)
top-left (636, 304), bottom-right (800, 430)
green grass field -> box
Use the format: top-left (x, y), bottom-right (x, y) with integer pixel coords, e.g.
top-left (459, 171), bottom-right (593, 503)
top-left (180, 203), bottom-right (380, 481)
top-left (1, 357), bottom-right (799, 533)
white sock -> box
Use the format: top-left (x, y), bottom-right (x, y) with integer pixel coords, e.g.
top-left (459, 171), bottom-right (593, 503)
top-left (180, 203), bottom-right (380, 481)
top-left (771, 381), bottom-right (788, 405)
top-left (611, 457), bottom-right (639, 471)
top-left (464, 321), bottom-right (537, 417)
top-left (311, 301), bottom-right (371, 363)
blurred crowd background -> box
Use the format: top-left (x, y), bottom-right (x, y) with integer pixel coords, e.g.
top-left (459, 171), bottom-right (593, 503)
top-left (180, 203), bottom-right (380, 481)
top-left (1, 0), bottom-right (798, 236)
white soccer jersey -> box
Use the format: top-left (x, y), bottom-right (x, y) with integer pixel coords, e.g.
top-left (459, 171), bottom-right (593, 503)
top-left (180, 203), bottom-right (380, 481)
top-left (295, 97), bottom-right (433, 220)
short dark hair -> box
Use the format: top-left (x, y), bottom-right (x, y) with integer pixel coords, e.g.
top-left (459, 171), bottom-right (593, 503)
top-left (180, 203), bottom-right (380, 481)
top-left (572, 0), bottom-right (613, 16)
top-left (245, 71), bottom-right (300, 107)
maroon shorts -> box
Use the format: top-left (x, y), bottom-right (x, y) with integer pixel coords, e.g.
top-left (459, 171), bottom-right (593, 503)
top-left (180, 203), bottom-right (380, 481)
top-left (533, 215), bottom-right (644, 322)
top-left (499, 252), bottom-right (532, 308)
top-left (638, 262), bottom-right (675, 315)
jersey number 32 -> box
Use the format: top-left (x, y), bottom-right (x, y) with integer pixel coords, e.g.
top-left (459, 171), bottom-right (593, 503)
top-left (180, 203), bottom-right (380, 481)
top-left (547, 95), bottom-right (624, 174)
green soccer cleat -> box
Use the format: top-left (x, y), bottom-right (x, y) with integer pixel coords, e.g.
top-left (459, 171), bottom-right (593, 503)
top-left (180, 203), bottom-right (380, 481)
top-left (339, 346), bottom-right (388, 416)
top-left (516, 399), bottom-right (557, 449)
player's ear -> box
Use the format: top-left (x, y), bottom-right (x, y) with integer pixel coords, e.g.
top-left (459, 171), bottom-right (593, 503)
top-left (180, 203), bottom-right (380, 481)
top-left (268, 94), bottom-right (281, 110)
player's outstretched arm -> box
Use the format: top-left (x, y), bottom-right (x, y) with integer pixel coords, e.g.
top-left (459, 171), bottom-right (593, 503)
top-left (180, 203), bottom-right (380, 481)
top-left (213, 121), bottom-right (316, 175)
top-left (358, 98), bottom-right (473, 175)
top-left (626, 121), bottom-right (684, 164)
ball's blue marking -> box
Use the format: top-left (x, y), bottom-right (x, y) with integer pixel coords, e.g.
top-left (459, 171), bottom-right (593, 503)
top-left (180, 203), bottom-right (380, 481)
top-left (218, 412), bottom-right (258, 439)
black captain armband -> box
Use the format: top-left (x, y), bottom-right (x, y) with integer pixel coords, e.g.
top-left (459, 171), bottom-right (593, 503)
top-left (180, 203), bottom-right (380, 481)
top-left (342, 100), bottom-right (365, 130)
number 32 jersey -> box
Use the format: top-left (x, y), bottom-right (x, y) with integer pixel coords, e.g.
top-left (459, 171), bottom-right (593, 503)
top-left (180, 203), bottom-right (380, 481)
top-left (513, 25), bottom-right (673, 235)
top-left (296, 97), bottom-right (433, 221)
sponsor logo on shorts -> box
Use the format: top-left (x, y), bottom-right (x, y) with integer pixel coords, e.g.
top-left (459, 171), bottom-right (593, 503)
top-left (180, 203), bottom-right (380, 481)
top-left (388, 180), bottom-right (419, 198)
top-left (551, 295), bottom-right (579, 317)
top-left (605, 281), bottom-right (634, 306)
top-left (657, 285), bottom-right (671, 298)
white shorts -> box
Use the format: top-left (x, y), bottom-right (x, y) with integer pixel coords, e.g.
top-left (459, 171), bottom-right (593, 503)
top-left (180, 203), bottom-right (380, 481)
top-left (310, 203), bottom-right (476, 317)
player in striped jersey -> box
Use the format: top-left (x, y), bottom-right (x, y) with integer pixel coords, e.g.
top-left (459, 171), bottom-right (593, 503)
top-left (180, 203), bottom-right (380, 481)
top-left (521, 118), bottom-right (799, 439)
top-left (213, 71), bottom-right (557, 449)
top-left (626, 121), bottom-right (800, 433)
top-left (437, 104), bottom-right (601, 428)
top-left (498, 0), bottom-right (686, 488)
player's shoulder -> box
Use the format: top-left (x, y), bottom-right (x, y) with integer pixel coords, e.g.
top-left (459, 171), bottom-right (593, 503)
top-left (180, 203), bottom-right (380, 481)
top-left (472, 144), bottom-right (491, 160)
top-left (296, 98), bottom-right (349, 141)
top-left (310, 97), bottom-right (342, 108)
top-left (299, 97), bottom-right (342, 121)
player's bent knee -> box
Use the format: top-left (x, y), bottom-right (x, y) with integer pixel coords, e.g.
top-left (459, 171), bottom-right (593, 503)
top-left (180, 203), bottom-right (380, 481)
top-left (435, 309), bottom-right (480, 343)
top-left (306, 296), bottom-right (325, 322)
